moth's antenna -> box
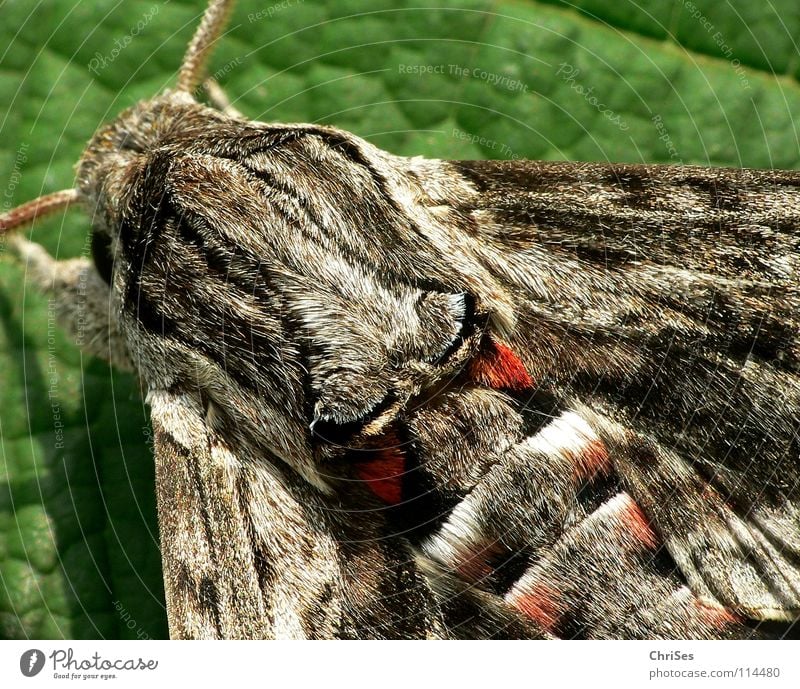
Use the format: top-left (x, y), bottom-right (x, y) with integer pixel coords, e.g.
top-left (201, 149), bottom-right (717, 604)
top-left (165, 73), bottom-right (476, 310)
top-left (0, 189), bottom-right (79, 235)
top-left (177, 0), bottom-right (237, 95)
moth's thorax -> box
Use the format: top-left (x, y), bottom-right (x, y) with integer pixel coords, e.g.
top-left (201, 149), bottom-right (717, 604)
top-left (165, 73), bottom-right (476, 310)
top-left (70, 91), bottom-right (473, 487)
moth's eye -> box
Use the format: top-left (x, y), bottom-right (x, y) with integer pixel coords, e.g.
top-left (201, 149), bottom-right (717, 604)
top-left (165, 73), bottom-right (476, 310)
top-left (91, 230), bottom-right (114, 285)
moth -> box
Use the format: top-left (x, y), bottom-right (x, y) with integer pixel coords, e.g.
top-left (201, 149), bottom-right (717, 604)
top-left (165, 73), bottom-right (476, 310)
top-left (1, 0), bottom-right (798, 639)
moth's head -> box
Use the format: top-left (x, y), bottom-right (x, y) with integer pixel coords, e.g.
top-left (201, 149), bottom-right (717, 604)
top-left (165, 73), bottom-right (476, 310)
top-left (74, 91), bottom-right (234, 288)
top-left (76, 91), bottom-right (197, 232)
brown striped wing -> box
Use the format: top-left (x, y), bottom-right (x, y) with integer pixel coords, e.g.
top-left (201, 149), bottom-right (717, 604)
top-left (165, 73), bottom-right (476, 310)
top-left (370, 160), bottom-right (800, 638)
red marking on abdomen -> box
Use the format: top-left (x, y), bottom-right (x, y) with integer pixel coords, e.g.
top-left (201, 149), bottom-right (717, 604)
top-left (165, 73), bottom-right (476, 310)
top-left (571, 439), bottom-right (611, 482)
top-left (469, 337), bottom-right (533, 391)
top-left (510, 583), bottom-right (562, 633)
top-left (356, 446), bottom-right (405, 505)
top-left (618, 495), bottom-right (659, 550)
top-left (692, 599), bottom-right (740, 629)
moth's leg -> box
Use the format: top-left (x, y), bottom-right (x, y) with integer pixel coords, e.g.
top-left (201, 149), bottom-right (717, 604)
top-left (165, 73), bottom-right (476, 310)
top-left (203, 78), bottom-right (244, 118)
top-left (9, 235), bottom-right (133, 371)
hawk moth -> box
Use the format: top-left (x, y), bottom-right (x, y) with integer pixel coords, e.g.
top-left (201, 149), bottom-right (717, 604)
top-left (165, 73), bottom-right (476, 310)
top-left (1, 0), bottom-right (798, 639)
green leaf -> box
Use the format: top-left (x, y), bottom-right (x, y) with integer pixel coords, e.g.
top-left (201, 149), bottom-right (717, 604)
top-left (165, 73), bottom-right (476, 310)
top-left (1, 0), bottom-right (798, 639)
